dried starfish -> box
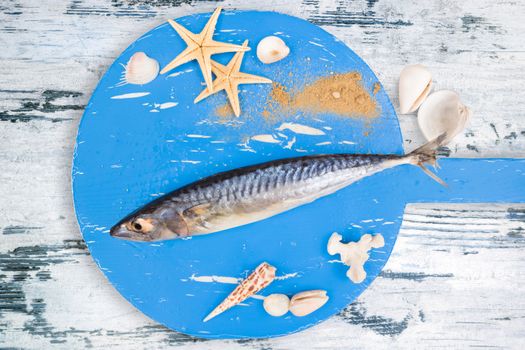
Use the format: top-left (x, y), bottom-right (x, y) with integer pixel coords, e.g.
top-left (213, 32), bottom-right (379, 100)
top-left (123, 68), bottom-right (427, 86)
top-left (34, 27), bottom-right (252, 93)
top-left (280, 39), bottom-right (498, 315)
top-left (160, 7), bottom-right (249, 90)
top-left (194, 40), bottom-right (272, 116)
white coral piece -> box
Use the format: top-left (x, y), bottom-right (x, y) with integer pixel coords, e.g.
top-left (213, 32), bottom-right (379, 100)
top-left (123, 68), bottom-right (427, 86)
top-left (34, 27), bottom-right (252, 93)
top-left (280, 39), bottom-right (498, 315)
top-left (327, 232), bottom-right (385, 283)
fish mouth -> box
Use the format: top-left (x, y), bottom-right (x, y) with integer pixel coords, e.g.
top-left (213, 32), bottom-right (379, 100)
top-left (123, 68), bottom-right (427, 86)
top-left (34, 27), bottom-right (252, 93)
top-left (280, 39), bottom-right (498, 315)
top-left (109, 224), bottom-right (132, 239)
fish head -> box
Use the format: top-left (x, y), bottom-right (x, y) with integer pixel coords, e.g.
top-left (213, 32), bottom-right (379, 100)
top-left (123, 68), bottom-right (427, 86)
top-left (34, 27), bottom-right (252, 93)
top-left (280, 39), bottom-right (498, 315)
top-left (110, 212), bottom-right (188, 241)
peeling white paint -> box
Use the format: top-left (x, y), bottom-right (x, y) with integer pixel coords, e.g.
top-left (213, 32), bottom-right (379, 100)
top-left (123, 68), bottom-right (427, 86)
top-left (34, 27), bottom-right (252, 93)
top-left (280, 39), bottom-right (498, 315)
top-left (188, 274), bottom-right (240, 284)
top-left (186, 134), bottom-right (211, 139)
top-left (251, 134), bottom-right (281, 143)
top-left (274, 272), bottom-right (300, 280)
top-left (339, 140), bottom-right (356, 145)
top-left (110, 92), bottom-right (150, 99)
top-left (277, 122), bottom-right (326, 136)
top-left (158, 102), bottom-right (178, 109)
top-left (167, 68), bottom-right (193, 78)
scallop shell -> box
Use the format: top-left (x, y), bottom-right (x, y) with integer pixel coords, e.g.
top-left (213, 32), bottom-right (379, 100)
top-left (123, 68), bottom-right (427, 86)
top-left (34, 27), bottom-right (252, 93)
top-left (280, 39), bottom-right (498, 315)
top-left (203, 262), bottom-right (276, 322)
top-left (256, 36), bottom-right (290, 64)
top-left (398, 64), bottom-right (432, 114)
top-left (263, 293), bottom-right (290, 317)
top-left (418, 90), bottom-right (471, 144)
top-left (124, 52), bottom-right (159, 85)
top-left (289, 290), bottom-right (329, 317)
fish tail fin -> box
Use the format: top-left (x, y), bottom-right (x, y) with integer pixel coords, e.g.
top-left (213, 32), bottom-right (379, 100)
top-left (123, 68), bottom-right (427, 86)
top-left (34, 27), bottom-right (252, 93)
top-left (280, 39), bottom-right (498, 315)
top-left (407, 133), bottom-right (448, 187)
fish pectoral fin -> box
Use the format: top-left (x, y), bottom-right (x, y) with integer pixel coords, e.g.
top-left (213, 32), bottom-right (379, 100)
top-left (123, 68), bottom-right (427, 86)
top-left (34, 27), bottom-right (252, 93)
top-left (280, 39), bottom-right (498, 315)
top-left (181, 203), bottom-right (216, 233)
top-left (183, 202), bottom-right (212, 219)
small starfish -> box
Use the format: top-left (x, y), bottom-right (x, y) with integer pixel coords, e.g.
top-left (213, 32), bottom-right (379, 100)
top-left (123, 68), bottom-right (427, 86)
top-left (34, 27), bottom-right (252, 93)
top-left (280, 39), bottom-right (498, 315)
top-left (160, 7), bottom-right (249, 90)
top-left (194, 40), bottom-right (272, 117)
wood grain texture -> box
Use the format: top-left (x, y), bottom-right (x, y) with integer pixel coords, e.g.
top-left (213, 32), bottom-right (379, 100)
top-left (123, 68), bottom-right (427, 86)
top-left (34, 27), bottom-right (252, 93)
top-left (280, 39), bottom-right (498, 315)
top-left (0, 0), bottom-right (524, 348)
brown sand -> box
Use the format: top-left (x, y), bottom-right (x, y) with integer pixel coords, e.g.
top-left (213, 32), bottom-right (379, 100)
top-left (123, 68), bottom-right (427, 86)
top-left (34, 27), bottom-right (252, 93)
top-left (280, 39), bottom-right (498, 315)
top-left (215, 71), bottom-right (377, 120)
top-left (269, 82), bottom-right (292, 108)
top-left (373, 82), bottom-right (381, 95)
top-left (215, 103), bottom-right (234, 118)
top-left (263, 72), bottom-right (377, 119)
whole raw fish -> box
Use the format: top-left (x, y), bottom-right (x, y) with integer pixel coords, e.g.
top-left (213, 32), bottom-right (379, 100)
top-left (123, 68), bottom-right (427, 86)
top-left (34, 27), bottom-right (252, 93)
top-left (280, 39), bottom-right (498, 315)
top-left (110, 134), bottom-right (446, 241)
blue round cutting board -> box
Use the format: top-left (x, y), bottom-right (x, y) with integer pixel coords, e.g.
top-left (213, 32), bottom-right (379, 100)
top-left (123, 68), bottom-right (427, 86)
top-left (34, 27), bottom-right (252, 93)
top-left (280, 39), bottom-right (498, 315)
top-left (72, 10), bottom-right (410, 339)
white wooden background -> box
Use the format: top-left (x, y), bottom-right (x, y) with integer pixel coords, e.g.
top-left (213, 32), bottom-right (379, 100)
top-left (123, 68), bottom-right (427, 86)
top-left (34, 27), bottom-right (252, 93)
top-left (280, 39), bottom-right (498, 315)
top-left (1, 0), bottom-right (524, 348)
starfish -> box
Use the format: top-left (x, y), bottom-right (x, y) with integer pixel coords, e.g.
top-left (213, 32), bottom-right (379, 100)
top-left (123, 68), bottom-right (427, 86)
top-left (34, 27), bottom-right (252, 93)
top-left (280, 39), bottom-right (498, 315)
top-left (160, 7), bottom-right (249, 90)
top-left (194, 40), bottom-right (272, 117)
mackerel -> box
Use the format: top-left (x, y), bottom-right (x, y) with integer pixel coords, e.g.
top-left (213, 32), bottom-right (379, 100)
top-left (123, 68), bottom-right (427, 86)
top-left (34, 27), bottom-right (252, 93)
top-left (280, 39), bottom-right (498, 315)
top-left (110, 134), bottom-right (446, 241)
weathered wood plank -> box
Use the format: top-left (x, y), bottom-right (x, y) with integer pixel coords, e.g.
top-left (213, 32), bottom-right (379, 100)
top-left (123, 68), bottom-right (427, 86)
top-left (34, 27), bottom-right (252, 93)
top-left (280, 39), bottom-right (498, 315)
top-left (1, 0), bottom-right (524, 348)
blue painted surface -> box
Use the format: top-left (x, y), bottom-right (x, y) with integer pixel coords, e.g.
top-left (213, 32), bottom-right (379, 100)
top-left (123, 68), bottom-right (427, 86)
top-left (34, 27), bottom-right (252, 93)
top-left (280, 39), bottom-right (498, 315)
top-left (398, 158), bottom-right (525, 203)
top-left (346, 158), bottom-right (525, 206)
top-left (72, 10), bottom-right (524, 339)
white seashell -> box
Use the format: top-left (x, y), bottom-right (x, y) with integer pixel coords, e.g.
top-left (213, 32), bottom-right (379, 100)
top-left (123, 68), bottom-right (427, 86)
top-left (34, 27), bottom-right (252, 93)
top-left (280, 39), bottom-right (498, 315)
top-left (289, 290), bottom-right (329, 317)
top-left (256, 36), bottom-right (290, 64)
top-left (263, 294), bottom-right (290, 317)
top-left (398, 64), bottom-right (433, 114)
top-left (124, 52), bottom-right (159, 85)
top-left (203, 262), bottom-right (276, 322)
top-left (418, 90), bottom-right (471, 144)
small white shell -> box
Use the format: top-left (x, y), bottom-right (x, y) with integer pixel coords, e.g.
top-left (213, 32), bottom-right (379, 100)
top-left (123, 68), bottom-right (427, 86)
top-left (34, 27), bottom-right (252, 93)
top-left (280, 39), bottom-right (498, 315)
top-left (125, 52), bottom-right (159, 85)
top-left (398, 64), bottom-right (433, 114)
top-left (256, 36), bottom-right (290, 64)
top-left (289, 290), bottom-right (329, 317)
top-left (263, 294), bottom-right (290, 317)
top-left (418, 90), bottom-right (471, 144)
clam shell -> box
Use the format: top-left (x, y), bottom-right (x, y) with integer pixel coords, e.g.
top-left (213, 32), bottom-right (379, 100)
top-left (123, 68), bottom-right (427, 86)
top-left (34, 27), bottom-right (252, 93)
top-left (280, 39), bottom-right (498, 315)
top-left (417, 90), bottom-right (471, 144)
top-left (203, 262), bottom-right (276, 322)
top-left (398, 64), bottom-right (432, 114)
top-left (256, 36), bottom-right (290, 64)
top-left (125, 52), bottom-right (159, 85)
top-left (289, 290), bottom-right (329, 317)
top-left (263, 293), bottom-right (290, 317)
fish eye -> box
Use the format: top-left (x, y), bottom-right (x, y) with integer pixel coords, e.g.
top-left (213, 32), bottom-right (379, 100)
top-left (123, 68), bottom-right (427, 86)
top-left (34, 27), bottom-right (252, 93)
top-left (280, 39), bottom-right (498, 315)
top-left (128, 218), bottom-right (154, 234)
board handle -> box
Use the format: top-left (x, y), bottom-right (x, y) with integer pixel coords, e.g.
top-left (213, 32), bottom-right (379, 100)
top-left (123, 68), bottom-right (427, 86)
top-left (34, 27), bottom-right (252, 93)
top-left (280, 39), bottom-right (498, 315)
top-left (393, 158), bottom-right (525, 204)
